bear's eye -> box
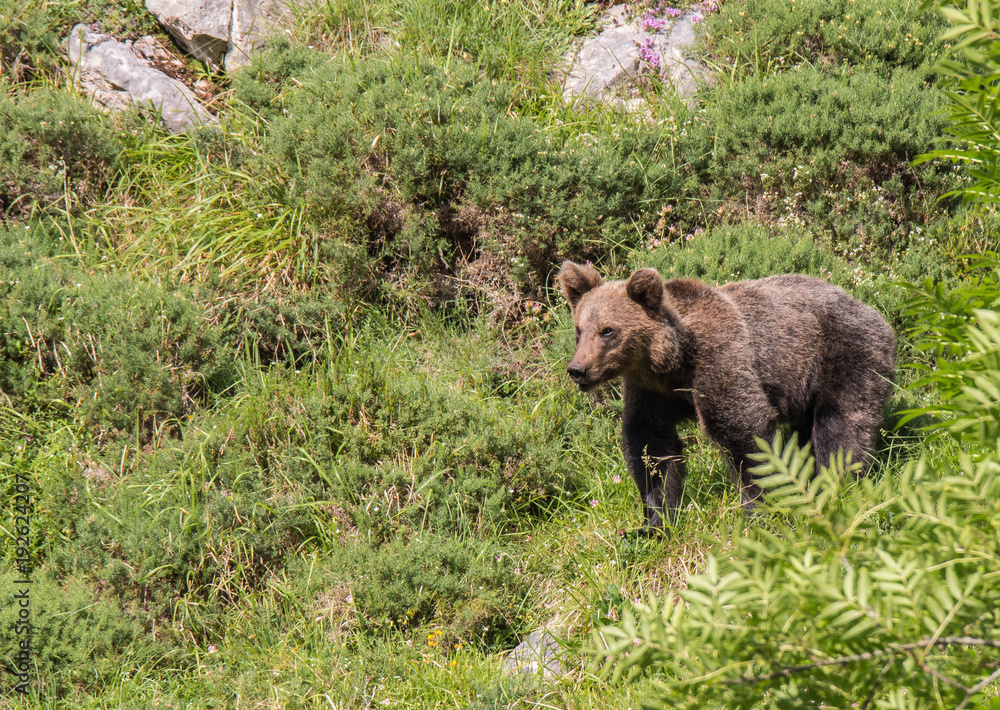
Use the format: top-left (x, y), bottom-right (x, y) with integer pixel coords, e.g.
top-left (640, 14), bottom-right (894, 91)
top-left (574, 327), bottom-right (581, 341)
top-left (601, 327), bottom-right (615, 338)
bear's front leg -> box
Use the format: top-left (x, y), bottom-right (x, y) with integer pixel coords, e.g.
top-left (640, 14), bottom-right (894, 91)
top-left (621, 382), bottom-right (690, 529)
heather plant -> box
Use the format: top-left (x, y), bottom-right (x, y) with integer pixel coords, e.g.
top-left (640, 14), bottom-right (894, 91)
top-left (695, 65), bottom-right (952, 255)
top-left (0, 573), bottom-right (159, 698)
top-left (636, 221), bottom-right (956, 328)
top-left (221, 311), bottom-right (590, 538)
top-left (334, 534), bottom-right (531, 647)
top-left (234, 51), bottom-right (684, 307)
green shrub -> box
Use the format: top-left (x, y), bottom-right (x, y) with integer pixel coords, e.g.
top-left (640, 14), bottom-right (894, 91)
top-left (308, 329), bottom-right (584, 536)
top-left (51, 438), bottom-right (308, 639)
top-left (0, 0), bottom-right (62, 80)
top-left (0, 87), bottom-right (126, 217)
top-left (227, 38), bottom-right (957, 314)
top-left (338, 534), bottom-right (530, 647)
top-left (633, 221), bottom-right (952, 330)
top-left (0, 229), bottom-right (233, 436)
top-left (0, 573), bottom-right (157, 698)
top-left (693, 65), bottom-right (952, 255)
top-left (637, 222), bottom-right (839, 282)
top-left (703, 0), bottom-right (945, 77)
top-left (234, 51), bottom-right (682, 306)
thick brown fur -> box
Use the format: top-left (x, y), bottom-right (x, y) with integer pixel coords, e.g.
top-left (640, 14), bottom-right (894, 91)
top-left (559, 261), bottom-right (896, 528)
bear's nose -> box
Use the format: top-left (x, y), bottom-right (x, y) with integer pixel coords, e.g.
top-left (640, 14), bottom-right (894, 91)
top-left (567, 364), bottom-right (587, 383)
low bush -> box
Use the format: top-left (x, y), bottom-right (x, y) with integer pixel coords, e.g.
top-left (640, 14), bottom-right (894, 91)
top-left (51, 439), bottom-right (306, 639)
top-left (0, 87), bottom-right (126, 217)
top-left (633, 221), bottom-right (956, 330)
top-left (0, 229), bottom-right (233, 437)
top-left (693, 65), bottom-right (952, 255)
top-left (703, 0), bottom-right (945, 77)
top-left (638, 222), bottom-right (839, 283)
top-left (0, 573), bottom-right (158, 698)
top-left (232, 48), bottom-right (683, 309)
top-left (216, 315), bottom-right (587, 538)
top-left (335, 534), bottom-right (530, 647)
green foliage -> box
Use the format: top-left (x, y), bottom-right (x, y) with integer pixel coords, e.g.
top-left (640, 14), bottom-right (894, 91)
top-left (703, 0), bottom-right (946, 78)
top-left (634, 221), bottom-right (953, 330)
top-left (74, 0), bottom-right (160, 38)
top-left (914, 0), bottom-right (1000, 202)
top-left (0, 228), bottom-right (233, 436)
top-left (697, 65), bottom-right (951, 254)
top-left (0, 0), bottom-right (990, 705)
top-left (901, 256), bottom-right (1000, 444)
top-left (225, 313), bottom-right (584, 538)
top-left (595, 270), bottom-right (1000, 709)
top-left (638, 222), bottom-right (840, 282)
top-left (298, 0), bottom-right (597, 81)
top-left (233, 51), bottom-right (682, 305)
top-left (50, 434), bottom-right (308, 640)
top-left (92, 130), bottom-right (320, 289)
top-left (0, 573), bottom-right (160, 698)
top-left (0, 0), bottom-right (63, 79)
top-left (338, 534), bottom-right (530, 646)
top-left (0, 87), bottom-right (126, 217)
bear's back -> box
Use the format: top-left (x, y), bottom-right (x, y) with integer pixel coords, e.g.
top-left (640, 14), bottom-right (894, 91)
top-left (717, 274), bottom-right (895, 420)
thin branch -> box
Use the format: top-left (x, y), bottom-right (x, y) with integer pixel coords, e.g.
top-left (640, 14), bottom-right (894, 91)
top-left (955, 665), bottom-right (1000, 710)
top-left (920, 661), bottom-right (970, 693)
top-left (723, 637), bottom-right (1000, 686)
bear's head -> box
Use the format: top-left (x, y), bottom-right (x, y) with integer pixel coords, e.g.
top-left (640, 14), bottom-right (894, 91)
top-left (559, 261), bottom-right (685, 391)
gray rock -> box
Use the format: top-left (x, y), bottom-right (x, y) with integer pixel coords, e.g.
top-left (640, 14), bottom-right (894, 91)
top-left (145, 0), bottom-right (291, 72)
top-left (561, 4), bottom-right (710, 108)
top-left (66, 24), bottom-right (216, 133)
top-left (146, 0), bottom-right (232, 69)
top-left (656, 13), bottom-right (709, 100)
top-left (227, 0), bottom-right (293, 70)
top-left (502, 629), bottom-right (567, 679)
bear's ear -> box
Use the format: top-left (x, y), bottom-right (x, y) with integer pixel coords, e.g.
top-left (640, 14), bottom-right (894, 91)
top-left (626, 268), bottom-right (664, 312)
top-left (559, 261), bottom-right (603, 309)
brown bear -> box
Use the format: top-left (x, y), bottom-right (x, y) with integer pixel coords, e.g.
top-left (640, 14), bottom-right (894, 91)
top-left (559, 261), bottom-right (895, 529)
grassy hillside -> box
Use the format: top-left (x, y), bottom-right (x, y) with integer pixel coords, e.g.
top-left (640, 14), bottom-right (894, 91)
top-left (0, 0), bottom-right (994, 706)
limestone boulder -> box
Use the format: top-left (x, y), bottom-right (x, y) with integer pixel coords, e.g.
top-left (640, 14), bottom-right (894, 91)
top-left (227, 0), bottom-right (294, 70)
top-left (66, 24), bottom-right (215, 133)
top-left (502, 628), bottom-right (568, 679)
top-left (145, 0), bottom-right (232, 70)
top-left (561, 3), bottom-right (711, 108)
top-left (144, 0), bottom-right (292, 72)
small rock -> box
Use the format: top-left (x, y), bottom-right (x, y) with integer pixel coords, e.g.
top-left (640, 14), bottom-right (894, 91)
top-left (227, 0), bottom-right (294, 71)
top-left (502, 629), bottom-right (567, 679)
top-left (132, 35), bottom-right (174, 63)
top-left (144, 0), bottom-right (292, 72)
top-left (66, 24), bottom-right (216, 133)
top-left (145, 0), bottom-right (232, 70)
top-left (561, 3), bottom-right (711, 108)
